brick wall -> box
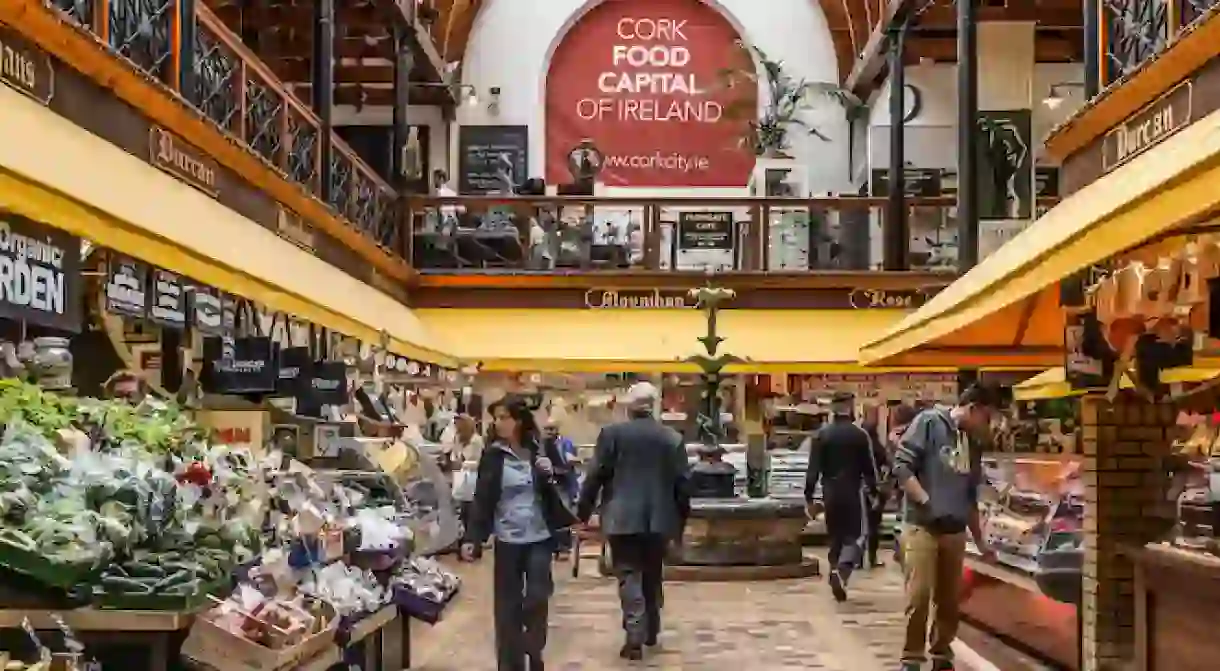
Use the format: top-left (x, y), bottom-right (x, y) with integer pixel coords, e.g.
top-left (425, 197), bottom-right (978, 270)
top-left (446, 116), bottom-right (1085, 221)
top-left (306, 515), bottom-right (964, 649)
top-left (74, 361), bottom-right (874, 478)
top-left (1079, 394), bottom-right (1176, 671)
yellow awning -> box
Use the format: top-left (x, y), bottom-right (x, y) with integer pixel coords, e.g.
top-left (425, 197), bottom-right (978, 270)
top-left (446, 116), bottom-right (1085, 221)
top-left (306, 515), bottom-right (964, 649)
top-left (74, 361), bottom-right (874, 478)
top-left (415, 308), bottom-right (929, 373)
top-left (1012, 368), bottom-right (1078, 401)
top-left (859, 104), bottom-right (1220, 367)
top-left (0, 85), bottom-right (455, 366)
top-left (1161, 365), bottom-right (1220, 384)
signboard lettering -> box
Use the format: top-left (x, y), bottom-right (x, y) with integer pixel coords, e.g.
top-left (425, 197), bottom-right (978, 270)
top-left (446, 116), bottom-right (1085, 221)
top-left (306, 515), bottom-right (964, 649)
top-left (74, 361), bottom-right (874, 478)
top-left (1103, 81), bottom-right (1192, 172)
top-left (148, 269), bottom-right (186, 328)
top-left (105, 256), bottom-right (148, 318)
top-left (545, 0), bottom-right (753, 187)
top-left (457, 125), bottom-right (529, 195)
top-left (0, 27), bottom-right (53, 104)
top-left (677, 212), bottom-right (733, 250)
top-left (584, 288), bottom-right (690, 309)
top-left (848, 288), bottom-right (927, 309)
top-left (149, 127), bottom-right (219, 196)
top-left (276, 208), bottom-right (314, 252)
top-left (191, 286), bottom-right (225, 335)
top-left (0, 213), bottom-right (81, 331)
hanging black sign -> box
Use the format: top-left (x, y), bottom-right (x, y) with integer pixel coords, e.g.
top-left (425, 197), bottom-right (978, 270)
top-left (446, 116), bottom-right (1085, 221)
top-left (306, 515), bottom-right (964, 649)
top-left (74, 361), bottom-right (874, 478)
top-left (276, 346), bottom-right (312, 396)
top-left (303, 360), bottom-right (348, 407)
top-left (191, 285), bottom-right (225, 335)
top-left (677, 212), bottom-right (734, 251)
top-left (105, 255), bottom-right (148, 318)
top-left (1064, 311), bottom-right (1116, 390)
top-left (148, 270), bottom-right (187, 329)
top-left (0, 213), bottom-right (83, 332)
top-left (201, 336), bottom-right (279, 395)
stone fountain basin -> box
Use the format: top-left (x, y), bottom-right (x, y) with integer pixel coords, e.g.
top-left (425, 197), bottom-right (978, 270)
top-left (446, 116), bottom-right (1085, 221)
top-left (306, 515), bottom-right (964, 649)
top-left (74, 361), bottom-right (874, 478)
top-left (673, 497), bottom-right (809, 568)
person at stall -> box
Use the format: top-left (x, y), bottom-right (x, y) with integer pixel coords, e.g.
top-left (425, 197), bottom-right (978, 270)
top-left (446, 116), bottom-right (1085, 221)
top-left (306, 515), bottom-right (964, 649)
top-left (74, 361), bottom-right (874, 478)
top-left (542, 419), bottom-right (578, 560)
top-left (446, 414), bottom-right (485, 531)
top-left (459, 396), bottom-right (575, 671)
top-left (576, 382), bottom-right (690, 662)
top-left (893, 384), bottom-right (999, 671)
top-left (804, 392), bottom-right (877, 602)
top-left (103, 369), bottom-right (149, 404)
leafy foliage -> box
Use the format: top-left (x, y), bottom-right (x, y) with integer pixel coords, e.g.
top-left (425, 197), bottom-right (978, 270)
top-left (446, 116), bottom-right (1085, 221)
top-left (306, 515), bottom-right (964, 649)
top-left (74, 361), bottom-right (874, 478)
top-left (718, 41), bottom-right (863, 157)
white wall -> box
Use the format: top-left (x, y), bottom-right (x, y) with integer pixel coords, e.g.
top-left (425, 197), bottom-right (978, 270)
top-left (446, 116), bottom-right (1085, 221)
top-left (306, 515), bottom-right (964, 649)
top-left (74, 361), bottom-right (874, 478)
top-left (866, 61), bottom-right (1086, 166)
top-left (333, 105), bottom-right (449, 179)
top-left (457, 0), bottom-right (849, 195)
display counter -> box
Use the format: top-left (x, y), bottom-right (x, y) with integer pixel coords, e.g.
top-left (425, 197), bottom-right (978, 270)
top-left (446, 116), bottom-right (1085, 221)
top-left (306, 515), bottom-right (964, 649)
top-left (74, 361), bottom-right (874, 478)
top-left (1129, 543), bottom-right (1220, 671)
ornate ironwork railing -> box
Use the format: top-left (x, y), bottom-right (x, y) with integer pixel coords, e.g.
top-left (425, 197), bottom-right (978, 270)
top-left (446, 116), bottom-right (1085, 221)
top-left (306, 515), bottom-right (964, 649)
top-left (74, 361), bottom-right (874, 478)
top-left (1102, 0), bottom-right (1220, 85)
top-left (46, 0), bottom-right (402, 257)
top-left (404, 195), bottom-right (1058, 274)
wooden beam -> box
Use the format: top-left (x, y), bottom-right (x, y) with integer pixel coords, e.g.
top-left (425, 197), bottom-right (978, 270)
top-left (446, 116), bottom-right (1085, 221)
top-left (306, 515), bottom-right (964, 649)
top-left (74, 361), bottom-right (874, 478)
top-left (916, 5), bottom-right (1084, 27)
top-left (295, 84), bottom-right (454, 107)
top-left (844, 0), bottom-right (921, 97)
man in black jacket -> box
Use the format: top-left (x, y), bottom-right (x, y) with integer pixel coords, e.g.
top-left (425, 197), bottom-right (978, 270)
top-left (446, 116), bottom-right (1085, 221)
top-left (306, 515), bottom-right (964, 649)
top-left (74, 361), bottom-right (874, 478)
top-left (804, 392), bottom-right (878, 602)
top-left (577, 382), bottom-right (690, 661)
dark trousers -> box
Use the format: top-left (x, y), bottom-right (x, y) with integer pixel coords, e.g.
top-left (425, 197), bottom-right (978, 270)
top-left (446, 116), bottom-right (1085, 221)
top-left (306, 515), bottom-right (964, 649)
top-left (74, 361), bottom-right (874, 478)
top-left (866, 503), bottom-right (884, 565)
top-left (493, 539), bottom-right (554, 671)
top-left (824, 485), bottom-right (865, 583)
top-left (607, 534), bottom-right (666, 647)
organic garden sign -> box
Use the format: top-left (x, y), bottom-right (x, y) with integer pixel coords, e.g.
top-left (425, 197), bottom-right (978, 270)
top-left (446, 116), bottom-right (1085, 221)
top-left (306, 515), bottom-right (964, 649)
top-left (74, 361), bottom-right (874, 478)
top-left (545, 0), bottom-right (755, 188)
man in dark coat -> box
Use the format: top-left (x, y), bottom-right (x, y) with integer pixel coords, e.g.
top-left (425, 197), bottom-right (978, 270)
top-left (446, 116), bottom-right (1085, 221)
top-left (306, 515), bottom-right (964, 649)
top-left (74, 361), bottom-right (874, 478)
top-left (804, 392), bottom-right (878, 602)
top-left (577, 382), bottom-right (690, 661)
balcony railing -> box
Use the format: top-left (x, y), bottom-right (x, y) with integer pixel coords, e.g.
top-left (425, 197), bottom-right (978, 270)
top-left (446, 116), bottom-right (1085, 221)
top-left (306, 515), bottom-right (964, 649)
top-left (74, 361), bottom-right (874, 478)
top-left (1103, 0), bottom-right (1220, 85)
top-left (47, 0), bottom-right (401, 252)
top-left (406, 195), bottom-right (1061, 274)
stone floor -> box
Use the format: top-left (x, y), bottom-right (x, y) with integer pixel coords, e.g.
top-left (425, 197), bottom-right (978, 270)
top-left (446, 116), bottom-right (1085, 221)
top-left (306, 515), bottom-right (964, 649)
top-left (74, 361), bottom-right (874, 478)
top-left (411, 549), bottom-right (926, 671)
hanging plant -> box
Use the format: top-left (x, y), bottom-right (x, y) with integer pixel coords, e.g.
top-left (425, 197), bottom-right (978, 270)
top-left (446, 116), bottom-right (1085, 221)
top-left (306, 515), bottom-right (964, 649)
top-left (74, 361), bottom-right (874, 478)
top-left (718, 41), bottom-right (863, 158)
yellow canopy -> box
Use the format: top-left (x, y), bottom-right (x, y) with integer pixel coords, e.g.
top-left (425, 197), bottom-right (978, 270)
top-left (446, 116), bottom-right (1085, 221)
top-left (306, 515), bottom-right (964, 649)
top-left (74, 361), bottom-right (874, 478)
top-left (0, 86), bottom-right (455, 366)
top-left (1012, 368), bottom-right (1078, 401)
top-left (859, 104), bottom-right (1220, 367)
top-left (415, 308), bottom-right (927, 373)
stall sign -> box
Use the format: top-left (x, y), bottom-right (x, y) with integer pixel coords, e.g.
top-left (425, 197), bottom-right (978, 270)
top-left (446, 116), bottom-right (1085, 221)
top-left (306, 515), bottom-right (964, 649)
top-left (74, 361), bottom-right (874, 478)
top-left (849, 288), bottom-right (928, 309)
top-left (148, 126), bottom-right (219, 197)
top-left (584, 288), bottom-right (692, 308)
top-left (148, 269), bottom-right (187, 329)
top-left (0, 25), bottom-right (55, 105)
top-left (190, 286), bottom-right (226, 335)
top-left (201, 335), bottom-right (279, 394)
top-left (221, 294), bottom-right (237, 333)
top-left (1102, 81), bottom-right (1192, 173)
top-left (300, 360), bottom-right (348, 407)
top-left (276, 346), bottom-right (311, 396)
top-left (677, 212), bottom-right (733, 250)
top-left (0, 214), bottom-right (82, 331)
top-left (105, 255), bottom-right (148, 318)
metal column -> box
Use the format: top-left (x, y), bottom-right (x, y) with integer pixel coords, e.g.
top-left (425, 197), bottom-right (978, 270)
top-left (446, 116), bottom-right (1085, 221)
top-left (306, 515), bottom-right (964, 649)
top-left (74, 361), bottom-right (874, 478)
top-left (884, 24), bottom-right (909, 271)
top-left (177, 0), bottom-right (197, 95)
top-left (1083, 0), bottom-right (1101, 95)
top-left (312, 0), bottom-right (336, 202)
top-left (956, 0), bottom-right (980, 271)
top-left (391, 24), bottom-right (415, 191)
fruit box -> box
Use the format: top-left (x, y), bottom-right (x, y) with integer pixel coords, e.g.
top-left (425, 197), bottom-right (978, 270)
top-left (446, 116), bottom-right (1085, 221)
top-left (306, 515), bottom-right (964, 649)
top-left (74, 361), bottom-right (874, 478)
top-left (180, 599), bottom-right (337, 671)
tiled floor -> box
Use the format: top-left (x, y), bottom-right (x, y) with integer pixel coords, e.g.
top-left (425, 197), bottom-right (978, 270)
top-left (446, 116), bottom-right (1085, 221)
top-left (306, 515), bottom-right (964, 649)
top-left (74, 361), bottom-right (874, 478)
top-left (411, 549), bottom-right (917, 670)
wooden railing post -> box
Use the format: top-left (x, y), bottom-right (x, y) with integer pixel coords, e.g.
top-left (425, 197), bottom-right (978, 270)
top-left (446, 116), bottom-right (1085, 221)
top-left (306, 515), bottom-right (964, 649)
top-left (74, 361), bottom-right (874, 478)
top-left (95, 0), bottom-right (111, 44)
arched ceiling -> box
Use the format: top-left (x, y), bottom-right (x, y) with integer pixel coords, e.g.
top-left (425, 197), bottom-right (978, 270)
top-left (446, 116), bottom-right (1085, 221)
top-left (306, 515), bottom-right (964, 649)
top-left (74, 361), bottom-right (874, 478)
top-left (420, 0), bottom-right (884, 84)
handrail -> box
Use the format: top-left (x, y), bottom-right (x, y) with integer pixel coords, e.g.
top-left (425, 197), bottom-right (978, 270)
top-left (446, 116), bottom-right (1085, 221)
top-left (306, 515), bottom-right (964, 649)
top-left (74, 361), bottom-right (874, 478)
top-left (407, 195), bottom-right (1063, 207)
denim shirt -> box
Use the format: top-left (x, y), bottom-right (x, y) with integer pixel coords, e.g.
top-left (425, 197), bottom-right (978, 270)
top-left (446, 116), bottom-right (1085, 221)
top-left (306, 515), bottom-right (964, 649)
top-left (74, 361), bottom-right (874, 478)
top-left (492, 444), bottom-right (552, 544)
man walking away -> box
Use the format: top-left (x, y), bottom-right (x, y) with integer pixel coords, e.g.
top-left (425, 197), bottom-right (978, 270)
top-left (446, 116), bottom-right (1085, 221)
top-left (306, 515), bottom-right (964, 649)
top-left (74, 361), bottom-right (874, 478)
top-left (577, 382), bottom-right (690, 661)
top-left (893, 384), bottom-right (999, 671)
top-left (804, 392), bottom-right (877, 603)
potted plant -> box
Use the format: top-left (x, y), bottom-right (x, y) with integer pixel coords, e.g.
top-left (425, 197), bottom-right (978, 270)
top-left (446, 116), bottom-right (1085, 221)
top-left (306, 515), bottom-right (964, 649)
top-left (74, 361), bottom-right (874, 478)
top-left (719, 41), bottom-right (862, 158)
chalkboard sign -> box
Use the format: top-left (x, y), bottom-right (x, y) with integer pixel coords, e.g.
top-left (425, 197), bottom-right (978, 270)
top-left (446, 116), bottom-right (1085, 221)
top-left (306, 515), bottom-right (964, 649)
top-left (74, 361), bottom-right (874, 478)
top-left (105, 255), bottom-right (148, 318)
top-left (458, 125), bottom-right (529, 195)
top-left (678, 212), bottom-right (734, 250)
top-left (148, 270), bottom-right (187, 329)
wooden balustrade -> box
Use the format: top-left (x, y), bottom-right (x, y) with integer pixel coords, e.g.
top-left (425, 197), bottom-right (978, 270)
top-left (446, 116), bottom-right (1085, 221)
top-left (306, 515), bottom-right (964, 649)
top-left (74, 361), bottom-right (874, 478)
top-left (406, 195), bottom-right (1059, 274)
top-left (45, 0), bottom-right (402, 258)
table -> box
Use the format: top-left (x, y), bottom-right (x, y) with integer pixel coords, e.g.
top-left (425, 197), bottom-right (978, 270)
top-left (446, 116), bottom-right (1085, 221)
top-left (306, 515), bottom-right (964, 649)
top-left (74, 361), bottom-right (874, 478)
top-left (0, 608), bottom-right (198, 671)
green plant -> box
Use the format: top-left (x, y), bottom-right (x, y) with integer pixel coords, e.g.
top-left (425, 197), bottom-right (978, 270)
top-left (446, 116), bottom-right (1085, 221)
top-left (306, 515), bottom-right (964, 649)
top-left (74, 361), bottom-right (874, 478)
top-left (718, 41), bottom-right (863, 157)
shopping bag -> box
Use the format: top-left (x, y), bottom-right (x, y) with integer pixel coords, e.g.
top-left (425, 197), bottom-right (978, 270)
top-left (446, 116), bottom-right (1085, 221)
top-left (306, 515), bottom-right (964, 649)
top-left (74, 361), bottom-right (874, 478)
top-left (452, 467), bottom-right (477, 501)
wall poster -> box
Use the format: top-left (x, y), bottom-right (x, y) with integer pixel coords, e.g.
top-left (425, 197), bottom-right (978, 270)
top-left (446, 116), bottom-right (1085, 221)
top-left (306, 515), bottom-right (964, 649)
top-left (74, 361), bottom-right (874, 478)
top-left (545, 0), bottom-right (755, 188)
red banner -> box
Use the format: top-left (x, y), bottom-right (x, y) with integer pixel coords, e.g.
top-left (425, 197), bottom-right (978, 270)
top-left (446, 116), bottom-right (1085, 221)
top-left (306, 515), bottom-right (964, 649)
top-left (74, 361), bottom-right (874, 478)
top-left (545, 0), bottom-right (756, 188)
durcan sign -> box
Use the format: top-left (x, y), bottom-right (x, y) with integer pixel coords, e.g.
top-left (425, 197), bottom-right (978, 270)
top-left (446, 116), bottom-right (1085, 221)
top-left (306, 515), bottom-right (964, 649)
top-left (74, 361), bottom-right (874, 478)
top-left (545, 0), bottom-right (754, 188)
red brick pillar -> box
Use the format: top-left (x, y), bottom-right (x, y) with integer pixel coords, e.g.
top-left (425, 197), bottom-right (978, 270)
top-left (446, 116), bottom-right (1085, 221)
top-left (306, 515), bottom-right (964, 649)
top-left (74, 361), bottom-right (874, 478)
top-left (1079, 394), bottom-right (1176, 671)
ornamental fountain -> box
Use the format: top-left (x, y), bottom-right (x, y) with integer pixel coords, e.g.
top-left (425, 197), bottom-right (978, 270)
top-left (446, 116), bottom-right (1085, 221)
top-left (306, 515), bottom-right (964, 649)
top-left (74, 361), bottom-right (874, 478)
top-left (667, 284), bottom-right (819, 580)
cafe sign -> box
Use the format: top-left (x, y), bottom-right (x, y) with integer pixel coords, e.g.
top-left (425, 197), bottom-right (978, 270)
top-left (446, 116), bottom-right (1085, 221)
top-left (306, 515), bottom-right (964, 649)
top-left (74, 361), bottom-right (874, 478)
top-left (584, 288), bottom-right (691, 309)
top-left (0, 26), bottom-right (54, 105)
top-left (849, 288), bottom-right (928, 310)
top-left (1102, 81), bottom-right (1192, 172)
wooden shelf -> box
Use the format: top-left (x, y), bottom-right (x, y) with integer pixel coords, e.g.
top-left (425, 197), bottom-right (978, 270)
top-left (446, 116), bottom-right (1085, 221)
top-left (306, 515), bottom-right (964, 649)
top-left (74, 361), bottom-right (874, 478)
top-left (0, 608), bottom-right (198, 632)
